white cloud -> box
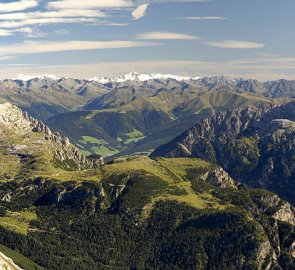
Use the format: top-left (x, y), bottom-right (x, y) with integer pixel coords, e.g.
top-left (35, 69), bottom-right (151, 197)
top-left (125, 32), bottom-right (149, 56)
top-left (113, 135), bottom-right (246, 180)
top-left (138, 31), bottom-right (199, 40)
top-left (0, 8), bottom-right (119, 31)
top-left (0, 40), bottom-right (158, 57)
top-left (132, 4), bottom-right (149, 20)
top-left (0, 17), bottom-right (98, 28)
top-left (182, 16), bottom-right (226, 20)
top-left (0, 0), bottom-right (38, 13)
top-left (0, 27), bottom-right (44, 37)
top-left (0, 29), bottom-right (13, 36)
top-left (47, 0), bottom-right (133, 10)
top-left (206, 40), bottom-right (265, 49)
top-left (0, 10), bottom-right (106, 21)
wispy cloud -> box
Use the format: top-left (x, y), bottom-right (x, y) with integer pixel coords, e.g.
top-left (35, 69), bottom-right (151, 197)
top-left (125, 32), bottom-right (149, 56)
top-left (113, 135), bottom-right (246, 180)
top-left (0, 17), bottom-right (97, 28)
top-left (181, 16), bottom-right (226, 20)
top-left (47, 0), bottom-right (133, 10)
top-left (0, 9), bottom-right (107, 28)
top-left (138, 31), bottom-right (199, 40)
top-left (0, 27), bottom-right (44, 37)
top-left (0, 40), bottom-right (158, 57)
top-left (206, 40), bottom-right (265, 49)
top-left (132, 4), bottom-right (149, 20)
top-left (0, 10), bottom-right (106, 20)
top-left (0, 0), bottom-right (38, 13)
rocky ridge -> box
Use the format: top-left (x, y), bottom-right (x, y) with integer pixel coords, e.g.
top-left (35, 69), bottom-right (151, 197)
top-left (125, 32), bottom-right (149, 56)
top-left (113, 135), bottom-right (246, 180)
top-left (151, 101), bottom-right (295, 206)
top-left (0, 252), bottom-right (22, 270)
top-left (0, 102), bottom-right (103, 170)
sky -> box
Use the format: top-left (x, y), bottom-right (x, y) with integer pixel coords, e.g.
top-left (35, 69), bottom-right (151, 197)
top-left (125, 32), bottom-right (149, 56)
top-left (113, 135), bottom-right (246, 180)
top-left (0, 0), bottom-right (294, 80)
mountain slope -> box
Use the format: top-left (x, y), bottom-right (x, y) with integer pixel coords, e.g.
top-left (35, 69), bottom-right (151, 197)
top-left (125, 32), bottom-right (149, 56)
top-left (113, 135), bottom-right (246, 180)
top-left (0, 73), bottom-right (295, 123)
top-left (0, 102), bottom-right (103, 181)
top-left (151, 101), bottom-right (295, 206)
top-left (47, 88), bottom-right (280, 158)
top-left (0, 155), bottom-right (293, 269)
top-left (0, 103), bottom-right (294, 269)
top-left (0, 78), bottom-right (109, 120)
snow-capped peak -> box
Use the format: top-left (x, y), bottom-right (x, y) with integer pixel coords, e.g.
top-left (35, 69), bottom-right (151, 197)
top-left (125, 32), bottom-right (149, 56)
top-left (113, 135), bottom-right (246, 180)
top-left (14, 74), bottom-right (60, 81)
top-left (88, 76), bottom-right (111, 84)
top-left (113, 72), bottom-right (198, 83)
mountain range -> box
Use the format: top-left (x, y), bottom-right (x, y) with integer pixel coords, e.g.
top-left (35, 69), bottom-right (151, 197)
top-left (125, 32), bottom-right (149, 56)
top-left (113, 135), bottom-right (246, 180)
top-left (0, 101), bottom-right (294, 269)
top-left (1, 72), bottom-right (295, 160)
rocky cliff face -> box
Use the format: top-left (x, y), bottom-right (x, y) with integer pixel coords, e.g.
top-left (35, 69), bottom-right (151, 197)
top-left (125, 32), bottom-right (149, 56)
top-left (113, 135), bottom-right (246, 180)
top-left (0, 252), bottom-right (22, 270)
top-left (200, 166), bottom-right (237, 189)
top-left (0, 102), bottom-right (103, 170)
top-left (151, 101), bottom-right (295, 206)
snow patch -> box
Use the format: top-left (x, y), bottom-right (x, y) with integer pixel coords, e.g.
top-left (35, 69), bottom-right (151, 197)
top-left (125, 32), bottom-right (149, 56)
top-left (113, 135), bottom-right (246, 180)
top-left (14, 74), bottom-right (59, 81)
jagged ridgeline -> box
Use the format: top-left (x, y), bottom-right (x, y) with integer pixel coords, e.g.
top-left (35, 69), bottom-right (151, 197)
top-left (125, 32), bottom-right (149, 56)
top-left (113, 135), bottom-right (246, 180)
top-left (0, 102), bottom-right (294, 269)
top-left (0, 102), bottom-right (103, 180)
top-left (151, 101), bottom-right (295, 207)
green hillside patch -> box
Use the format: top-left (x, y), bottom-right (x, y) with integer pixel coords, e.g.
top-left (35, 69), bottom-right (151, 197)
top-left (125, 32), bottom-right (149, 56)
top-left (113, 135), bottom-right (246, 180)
top-left (0, 211), bottom-right (37, 235)
top-left (80, 136), bottom-right (107, 145)
top-left (78, 135), bottom-right (119, 157)
top-left (124, 129), bottom-right (145, 145)
top-left (91, 146), bottom-right (119, 156)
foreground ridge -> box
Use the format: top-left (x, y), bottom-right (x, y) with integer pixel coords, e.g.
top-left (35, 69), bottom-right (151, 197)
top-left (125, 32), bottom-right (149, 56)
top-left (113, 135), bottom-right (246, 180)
top-left (0, 102), bottom-right (104, 171)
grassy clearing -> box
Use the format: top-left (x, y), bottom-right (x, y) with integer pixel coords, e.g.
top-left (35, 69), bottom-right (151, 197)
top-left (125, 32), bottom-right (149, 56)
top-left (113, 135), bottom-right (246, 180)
top-left (0, 211), bottom-right (37, 235)
top-left (156, 158), bottom-right (213, 179)
top-left (80, 136), bottom-right (107, 145)
top-left (78, 135), bottom-right (119, 157)
top-left (124, 129), bottom-right (145, 145)
top-left (91, 146), bottom-right (119, 156)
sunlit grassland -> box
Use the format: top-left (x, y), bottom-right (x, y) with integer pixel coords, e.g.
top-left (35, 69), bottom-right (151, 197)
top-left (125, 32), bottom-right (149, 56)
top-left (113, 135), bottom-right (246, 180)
top-left (0, 210), bottom-right (37, 235)
top-left (101, 156), bottom-right (228, 210)
top-left (78, 135), bottom-right (119, 157)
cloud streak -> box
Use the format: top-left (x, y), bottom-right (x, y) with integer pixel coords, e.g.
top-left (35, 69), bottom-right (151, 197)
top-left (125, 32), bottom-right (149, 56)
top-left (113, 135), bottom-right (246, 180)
top-left (206, 40), bottom-right (265, 49)
top-left (47, 0), bottom-right (133, 10)
top-left (182, 16), bottom-right (226, 20)
top-left (138, 31), bottom-right (199, 40)
top-left (0, 0), bottom-right (38, 13)
top-left (0, 40), bottom-right (158, 57)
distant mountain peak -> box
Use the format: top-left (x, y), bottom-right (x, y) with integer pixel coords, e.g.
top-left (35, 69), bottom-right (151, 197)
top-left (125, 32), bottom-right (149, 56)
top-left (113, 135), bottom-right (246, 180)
top-left (14, 74), bottom-right (60, 81)
top-left (112, 72), bottom-right (201, 83)
top-left (88, 76), bottom-right (111, 84)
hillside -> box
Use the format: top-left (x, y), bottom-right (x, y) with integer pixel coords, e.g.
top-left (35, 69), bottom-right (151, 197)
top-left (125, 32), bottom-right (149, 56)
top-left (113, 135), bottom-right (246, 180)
top-left (0, 155), bottom-right (294, 269)
top-left (0, 102), bottom-right (294, 269)
top-left (0, 102), bottom-right (103, 181)
top-left (151, 101), bottom-right (295, 206)
top-left (46, 88), bottom-right (282, 158)
top-left (0, 78), bottom-right (108, 120)
top-left (0, 74), bottom-right (294, 122)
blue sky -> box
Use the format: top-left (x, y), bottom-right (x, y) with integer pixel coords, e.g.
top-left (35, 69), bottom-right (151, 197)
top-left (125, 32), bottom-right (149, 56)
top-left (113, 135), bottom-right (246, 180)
top-left (0, 0), bottom-right (294, 80)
